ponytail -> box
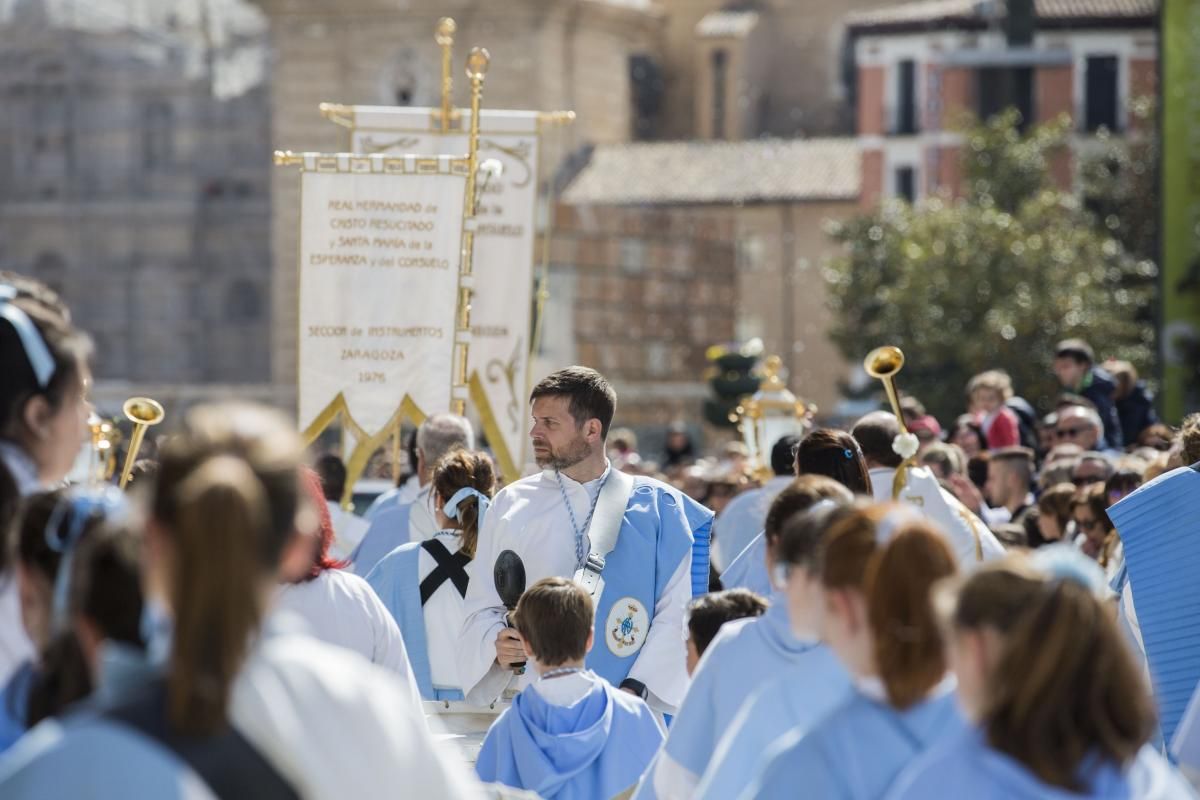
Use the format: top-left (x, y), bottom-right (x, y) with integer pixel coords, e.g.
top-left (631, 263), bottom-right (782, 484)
top-left (956, 563), bottom-right (1155, 790)
top-left (864, 523), bottom-right (957, 709)
top-left (167, 456), bottom-right (268, 734)
top-left (432, 450), bottom-right (496, 559)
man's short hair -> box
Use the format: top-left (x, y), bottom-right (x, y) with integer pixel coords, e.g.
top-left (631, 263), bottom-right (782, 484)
top-left (919, 443), bottom-right (965, 479)
top-left (990, 446), bottom-right (1035, 485)
top-left (1073, 452), bottom-right (1115, 481)
top-left (778, 501), bottom-right (855, 573)
top-left (1182, 413), bottom-right (1200, 466)
top-left (851, 411), bottom-right (902, 468)
top-left (771, 434), bottom-right (801, 477)
top-left (686, 589), bottom-right (768, 658)
top-left (1058, 404), bottom-right (1103, 433)
top-left (416, 413), bottom-right (475, 470)
top-left (314, 454), bottom-right (347, 501)
top-left (764, 475), bottom-right (854, 545)
top-left (1055, 338), bottom-right (1095, 365)
top-left (530, 366), bottom-right (617, 439)
top-left (513, 577), bottom-right (593, 668)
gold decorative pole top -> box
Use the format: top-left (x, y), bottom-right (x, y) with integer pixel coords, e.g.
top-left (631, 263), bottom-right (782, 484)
top-left (436, 17), bottom-right (456, 132)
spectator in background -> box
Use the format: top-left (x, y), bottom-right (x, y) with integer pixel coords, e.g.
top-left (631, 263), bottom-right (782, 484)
top-left (1136, 423), bottom-right (1174, 452)
top-left (919, 443), bottom-right (966, 482)
top-left (1105, 359), bottom-right (1158, 447)
top-left (967, 371), bottom-right (1021, 450)
top-left (607, 427), bottom-right (642, 470)
top-left (712, 435), bottom-right (800, 572)
top-left (1073, 483), bottom-right (1121, 579)
top-left (1072, 452), bottom-right (1115, 487)
top-left (315, 454), bottom-right (369, 560)
top-left (1037, 412), bottom-right (1059, 455)
top-left (1055, 405), bottom-right (1105, 453)
top-left (983, 447), bottom-right (1036, 528)
top-left (949, 415), bottom-right (987, 460)
top-left (1052, 339), bottom-right (1123, 450)
top-left (663, 422), bottom-right (696, 470)
top-left (1105, 466), bottom-right (1143, 507)
top-left (901, 397), bottom-right (941, 454)
top-left (684, 589), bottom-right (769, 675)
top-left (1033, 483), bottom-right (1077, 547)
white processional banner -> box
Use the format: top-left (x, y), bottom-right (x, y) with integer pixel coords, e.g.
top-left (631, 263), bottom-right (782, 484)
top-left (342, 107), bottom-right (538, 480)
top-left (297, 152), bottom-right (468, 443)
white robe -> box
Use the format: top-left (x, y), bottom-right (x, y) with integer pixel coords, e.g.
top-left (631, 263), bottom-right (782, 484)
top-left (418, 532), bottom-right (468, 691)
top-left (325, 501), bottom-right (370, 561)
top-left (712, 476), bottom-right (792, 572)
top-left (273, 569), bottom-right (423, 713)
top-left (868, 466), bottom-right (1005, 565)
top-left (457, 468), bottom-right (692, 714)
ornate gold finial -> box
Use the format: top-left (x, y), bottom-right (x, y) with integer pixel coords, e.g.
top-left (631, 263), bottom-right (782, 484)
top-left (435, 17), bottom-right (456, 45)
top-left (466, 47), bottom-right (490, 80)
top-left (762, 354), bottom-right (785, 388)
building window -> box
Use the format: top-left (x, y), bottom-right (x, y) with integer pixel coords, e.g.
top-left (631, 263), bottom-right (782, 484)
top-left (629, 54), bottom-right (664, 141)
top-left (1084, 56), bottom-right (1120, 133)
top-left (977, 67), bottom-right (1034, 130)
top-left (895, 166), bottom-right (916, 203)
top-left (711, 49), bottom-right (728, 140)
top-left (226, 280), bottom-right (262, 323)
top-left (143, 101), bottom-right (174, 169)
top-left (895, 60), bottom-right (918, 135)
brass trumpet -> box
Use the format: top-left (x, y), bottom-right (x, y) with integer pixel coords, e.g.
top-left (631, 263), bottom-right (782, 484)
top-left (863, 345), bottom-right (909, 434)
top-left (118, 397), bottom-right (164, 489)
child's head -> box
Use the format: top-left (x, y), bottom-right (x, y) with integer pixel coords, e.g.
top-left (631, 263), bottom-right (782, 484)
top-left (684, 589), bottom-right (768, 675)
top-left (514, 577), bottom-right (594, 669)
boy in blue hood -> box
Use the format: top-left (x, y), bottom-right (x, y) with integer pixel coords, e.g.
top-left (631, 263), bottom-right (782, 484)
top-left (475, 577), bottom-right (664, 800)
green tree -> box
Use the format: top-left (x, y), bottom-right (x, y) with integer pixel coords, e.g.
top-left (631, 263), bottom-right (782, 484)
top-left (824, 110), bottom-right (1156, 422)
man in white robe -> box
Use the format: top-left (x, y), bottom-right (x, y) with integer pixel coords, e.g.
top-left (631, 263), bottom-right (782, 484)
top-left (851, 411), bottom-right (1004, 565)
top-left (457, 367), bottom-right (711, 715)
top-left (710, 435), bottom-right (798, 571)
top-left (314, 454), bottom-right (369, 560)
top-left (351, 413), bottom-right (473, 575)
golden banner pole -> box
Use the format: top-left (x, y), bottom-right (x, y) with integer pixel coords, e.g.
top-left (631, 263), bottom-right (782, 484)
top-left (435, 18), bottom-right (456, 133)
top-left (451, 47), bottom-right (489, 417)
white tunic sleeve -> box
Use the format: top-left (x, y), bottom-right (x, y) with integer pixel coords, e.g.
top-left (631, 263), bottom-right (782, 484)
top-left (627, 553), bottom-right (692, 714)
top-left (457, 500), bottom-right (515, 705)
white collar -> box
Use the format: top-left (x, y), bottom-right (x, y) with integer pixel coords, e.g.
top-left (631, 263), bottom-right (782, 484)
top-left (541, 459), bottom-right (612, 489)
top-left (0, 440), bottom-right (41, 495)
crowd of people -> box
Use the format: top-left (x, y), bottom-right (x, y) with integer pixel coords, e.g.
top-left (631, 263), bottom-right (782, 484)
top-left (0, 269), bottom-right (1198, 799)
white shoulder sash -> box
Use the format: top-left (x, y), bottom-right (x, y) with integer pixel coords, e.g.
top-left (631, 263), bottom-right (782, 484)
top-left (574, 468), bottom-right (635, 604)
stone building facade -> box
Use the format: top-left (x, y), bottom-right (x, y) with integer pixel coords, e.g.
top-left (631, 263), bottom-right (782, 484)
top-left (0, 0), bottom-right (274, 414)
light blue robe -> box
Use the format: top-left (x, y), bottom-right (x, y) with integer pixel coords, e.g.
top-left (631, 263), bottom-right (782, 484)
top-left (695, 644), bottom-right (851, 800)
top-left (719, 531), bottom-right (770, 596)
top-left (886, 726), bottom-right (1198, 800)
top-left (476, 672), bottom-right (664, 800)
top-left (635, 601), bottom-right (821, 799)
top-left (0, 660), bottom-right (34, 754)
top-left (350, 502), bottom-right (412, 577)
top-left (364, 541), bottom-right (463, 701)
top-left (363, 485), bottom-right (403, 522)
top-left (744, 686), bottom-right (963, 800)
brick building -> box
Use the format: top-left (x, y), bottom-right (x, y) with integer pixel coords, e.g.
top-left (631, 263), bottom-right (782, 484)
top-left (848, 0), bottom-right (1157, 206)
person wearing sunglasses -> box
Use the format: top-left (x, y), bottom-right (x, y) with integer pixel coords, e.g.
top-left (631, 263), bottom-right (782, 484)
top-left (1054, 405), bottom-right (1104, 452)
top-left (1071, 483), bottom-right (1121, 580)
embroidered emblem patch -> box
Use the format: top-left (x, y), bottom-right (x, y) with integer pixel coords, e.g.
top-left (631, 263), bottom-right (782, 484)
top-left (605, 596), bottom-right (649, 657)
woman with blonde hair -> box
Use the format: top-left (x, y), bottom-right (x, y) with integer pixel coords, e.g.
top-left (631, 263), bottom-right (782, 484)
top-left (746, 505), bottom-right (961, 799)
top-left (366, 448), bottom-right (497, 701)
top-left (886, 553), bottom-right (1194, 799)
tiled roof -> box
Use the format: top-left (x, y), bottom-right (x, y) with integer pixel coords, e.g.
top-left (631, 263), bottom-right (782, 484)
top-left (847, 0), bottom-right (1157, 29)
top-left (561, 139), bottom-right (861, 206)
top-left (695, 10), bottom-right (760, 38)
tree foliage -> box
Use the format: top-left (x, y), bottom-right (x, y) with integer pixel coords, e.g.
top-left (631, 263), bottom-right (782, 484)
top-left (824, 111), bottom-right (1157, 422)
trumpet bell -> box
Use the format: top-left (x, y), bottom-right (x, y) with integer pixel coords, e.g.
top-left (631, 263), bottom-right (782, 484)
top-left (123, 397), bottom-right (165, 427)
top-left (864, 346), bottom-right (905, 379)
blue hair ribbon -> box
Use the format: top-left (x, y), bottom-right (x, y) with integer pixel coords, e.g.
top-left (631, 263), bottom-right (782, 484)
top-left (43, 486), bottom-right (128, 630)
top-left (0, 284), bottom-right (56, 388)
top-left (443, 487), bottom-right (490, 529)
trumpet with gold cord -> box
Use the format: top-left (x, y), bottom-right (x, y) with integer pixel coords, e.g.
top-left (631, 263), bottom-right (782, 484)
top-left (733, 355), bottom-right (813, 482)
top-left (118, 397), bottom-right (164, 489)
top-left (864, 345), bottom-right (916, 501)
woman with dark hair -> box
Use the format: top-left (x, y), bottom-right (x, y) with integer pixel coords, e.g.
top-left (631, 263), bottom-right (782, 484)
top-left (1072, 483), bottom-right (1121, 579)
top-left (950, 415), bottom-right (988, 460)
top-left (720, 429), bottom-right (871, 594)
top-left (366, 449), bottom-right (496, 701)
top-left (0, 403), bottom-right (482, 799)
top-left (0, 274), bottom-right (92, 687)
top-left (887, 555), bottom-right (1192, 799)
top-left (274, 468), bottom-right (422, 705)
top-left (0, 488), bottom-right (129, 751)
top-left (747, 506), bottom-right (961, 799)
